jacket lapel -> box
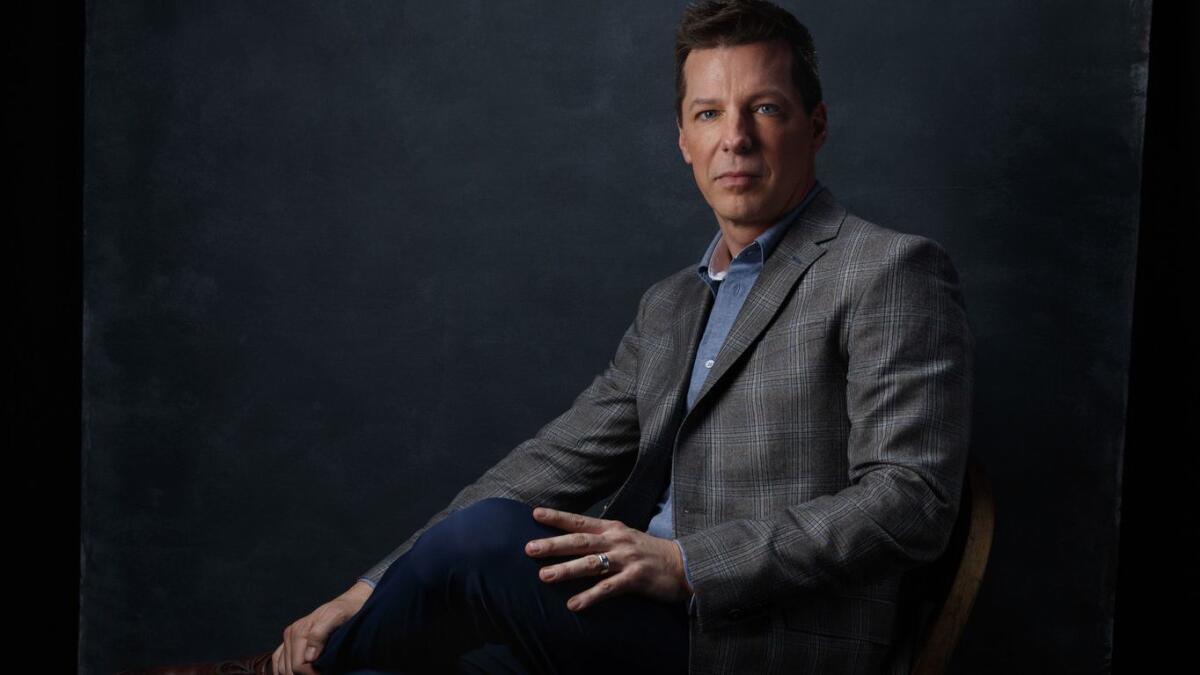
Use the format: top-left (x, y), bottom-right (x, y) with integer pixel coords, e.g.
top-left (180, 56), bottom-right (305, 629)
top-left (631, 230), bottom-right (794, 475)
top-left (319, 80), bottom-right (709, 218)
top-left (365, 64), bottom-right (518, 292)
top-left (607, 189), bottom-right (848, 528)
top-left (683, 187), bottom-right (846, 419)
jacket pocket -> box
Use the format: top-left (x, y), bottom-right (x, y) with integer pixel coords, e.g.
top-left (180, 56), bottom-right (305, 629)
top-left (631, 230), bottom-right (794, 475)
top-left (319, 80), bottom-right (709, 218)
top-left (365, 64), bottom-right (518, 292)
top-left (778, 591), bottom-right (900, 646)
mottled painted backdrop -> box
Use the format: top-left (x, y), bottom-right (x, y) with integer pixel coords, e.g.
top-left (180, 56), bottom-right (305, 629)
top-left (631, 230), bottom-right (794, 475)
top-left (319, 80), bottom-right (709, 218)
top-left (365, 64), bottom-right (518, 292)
top-left (83, 2), bottom-right (1151, 672)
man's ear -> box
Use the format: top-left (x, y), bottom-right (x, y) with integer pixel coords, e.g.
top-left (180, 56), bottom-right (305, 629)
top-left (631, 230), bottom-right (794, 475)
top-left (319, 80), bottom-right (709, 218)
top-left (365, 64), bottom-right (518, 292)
top-left (810, 101), bottom-right (828, 152)
top-left (677, 121), bottom-right (693, 165)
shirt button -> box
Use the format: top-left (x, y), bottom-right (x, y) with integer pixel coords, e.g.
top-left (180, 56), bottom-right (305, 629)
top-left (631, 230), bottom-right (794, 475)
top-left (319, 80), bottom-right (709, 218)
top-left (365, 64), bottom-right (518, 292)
top-left (704, 359), bottom-right (714, 368)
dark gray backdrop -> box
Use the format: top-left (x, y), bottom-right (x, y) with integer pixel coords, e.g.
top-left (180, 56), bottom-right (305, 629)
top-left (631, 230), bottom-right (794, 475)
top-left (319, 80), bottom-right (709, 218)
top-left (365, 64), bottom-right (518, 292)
top-left (83, 1), bottom-right (1151, 673)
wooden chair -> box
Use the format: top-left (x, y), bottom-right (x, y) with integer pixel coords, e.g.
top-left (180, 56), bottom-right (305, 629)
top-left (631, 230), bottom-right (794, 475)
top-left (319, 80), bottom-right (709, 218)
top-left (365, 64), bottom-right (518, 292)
top-left (908, 457), bottom-right (996, 674)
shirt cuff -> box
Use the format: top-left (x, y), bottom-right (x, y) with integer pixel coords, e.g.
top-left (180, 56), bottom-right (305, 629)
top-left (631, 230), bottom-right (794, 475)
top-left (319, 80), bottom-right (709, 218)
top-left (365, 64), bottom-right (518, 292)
top-left (674, 539), bottom-right (696, 611)
top-left (357, 576), bottom-right (378, 590)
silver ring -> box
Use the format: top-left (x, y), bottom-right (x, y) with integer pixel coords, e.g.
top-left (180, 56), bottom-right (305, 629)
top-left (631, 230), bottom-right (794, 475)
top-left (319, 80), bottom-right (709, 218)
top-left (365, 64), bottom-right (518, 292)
top-left (596, 552), bottom-right (610, 575)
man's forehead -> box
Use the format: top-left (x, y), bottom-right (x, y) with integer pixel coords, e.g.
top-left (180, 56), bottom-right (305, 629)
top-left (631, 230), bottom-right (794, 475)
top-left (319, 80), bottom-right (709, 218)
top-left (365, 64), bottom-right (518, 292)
top-left (685, 40), bottom-right (791, 69)
top-left (682, 41), bottom-right (795, 99)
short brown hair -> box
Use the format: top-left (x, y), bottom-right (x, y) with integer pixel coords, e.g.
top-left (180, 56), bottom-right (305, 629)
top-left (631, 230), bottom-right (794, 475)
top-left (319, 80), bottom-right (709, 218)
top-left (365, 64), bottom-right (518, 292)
top-left (674, 0), bottom-right (823, 123)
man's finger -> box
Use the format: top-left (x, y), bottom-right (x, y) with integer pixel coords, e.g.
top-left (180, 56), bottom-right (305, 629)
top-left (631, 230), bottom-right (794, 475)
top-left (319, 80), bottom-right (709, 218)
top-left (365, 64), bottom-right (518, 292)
top-left (279, 634), bottom-right (291, 672)
top-left (525, 530), bottom-right (600, 557)
top-left (539, 549), bottom-right (614, 582)
top-left (288, 633), bottom-right (311, 674)
top-left (531, 507), bottom-right (606, 533)
top-left (302, 630), bottom-right (327, 664)
top-left (566, 569), bottom-right (629, 612)
top-left (526, 507), bottom-right (613, 557)
top-left (301, 614), bottom-right (340, 667)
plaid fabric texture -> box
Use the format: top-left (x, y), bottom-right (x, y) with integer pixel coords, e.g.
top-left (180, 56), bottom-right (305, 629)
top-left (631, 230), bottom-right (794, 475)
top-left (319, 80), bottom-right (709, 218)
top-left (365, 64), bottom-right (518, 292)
top-left (360, 188), bottom-right (974, 674)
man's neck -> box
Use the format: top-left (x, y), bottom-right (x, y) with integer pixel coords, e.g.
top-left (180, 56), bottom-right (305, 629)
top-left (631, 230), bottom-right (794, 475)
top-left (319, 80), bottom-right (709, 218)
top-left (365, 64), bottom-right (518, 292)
top-left (711, 226), bottom-right (759, 273)
top-left (710, 177), bottom-right (817, 274)
top-left (709, 235), bottom-right (735, 277)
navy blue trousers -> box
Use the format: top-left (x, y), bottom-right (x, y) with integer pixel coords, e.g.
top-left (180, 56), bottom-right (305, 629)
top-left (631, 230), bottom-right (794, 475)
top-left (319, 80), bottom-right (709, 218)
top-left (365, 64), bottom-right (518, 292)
top-left (311, 498), bottom-right (690, 675)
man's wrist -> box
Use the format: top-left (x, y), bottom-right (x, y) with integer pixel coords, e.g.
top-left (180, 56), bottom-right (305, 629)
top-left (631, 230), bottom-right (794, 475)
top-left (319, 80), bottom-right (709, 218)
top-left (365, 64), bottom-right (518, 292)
top-left (345, 579), bottom-right (376, 602)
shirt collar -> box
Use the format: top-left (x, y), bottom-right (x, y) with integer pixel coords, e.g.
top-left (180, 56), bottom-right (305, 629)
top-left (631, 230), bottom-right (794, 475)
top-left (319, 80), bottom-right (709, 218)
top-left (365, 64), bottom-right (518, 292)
top-left (696, 179), bottom-right (824, 285)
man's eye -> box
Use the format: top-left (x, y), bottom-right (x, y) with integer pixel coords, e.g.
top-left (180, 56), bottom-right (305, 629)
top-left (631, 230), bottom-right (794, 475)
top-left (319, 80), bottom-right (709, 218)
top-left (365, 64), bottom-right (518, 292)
top-left (697, 110), bottom-right (718, 121)
top-left (755, 104), bottom-right (780, 114)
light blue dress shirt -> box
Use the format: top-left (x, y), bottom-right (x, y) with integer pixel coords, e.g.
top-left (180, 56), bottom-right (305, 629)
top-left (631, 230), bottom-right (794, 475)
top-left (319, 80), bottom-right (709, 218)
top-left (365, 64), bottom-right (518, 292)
top-left (646, 180), bottom-right (824, 611)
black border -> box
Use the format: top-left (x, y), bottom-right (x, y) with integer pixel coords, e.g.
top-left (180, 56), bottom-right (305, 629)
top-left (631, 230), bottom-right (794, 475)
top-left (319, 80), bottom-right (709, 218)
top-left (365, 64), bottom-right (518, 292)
top-left (8, 1), bottom-right (1195, 670)
top-left (1113, 0), bottom-right (1200, 670)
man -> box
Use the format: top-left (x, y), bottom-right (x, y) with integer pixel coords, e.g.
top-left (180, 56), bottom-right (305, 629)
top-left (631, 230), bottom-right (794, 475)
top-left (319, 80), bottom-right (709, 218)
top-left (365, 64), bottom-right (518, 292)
top-left (126, 1), bottom-right (973, 673)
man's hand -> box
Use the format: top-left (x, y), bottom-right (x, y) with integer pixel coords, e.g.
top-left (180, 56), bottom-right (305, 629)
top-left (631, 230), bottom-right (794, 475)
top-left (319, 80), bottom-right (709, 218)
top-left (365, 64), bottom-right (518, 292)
top-left (272, 580), bottom-right (374, 675)
top-left (525, 507), bottom-right (692, 612)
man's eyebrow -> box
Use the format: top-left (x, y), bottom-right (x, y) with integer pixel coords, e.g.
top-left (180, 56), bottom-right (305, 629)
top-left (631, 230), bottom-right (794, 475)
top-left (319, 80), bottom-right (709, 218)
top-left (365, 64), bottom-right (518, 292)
top-left (688, 89), bottom-right (791, 110)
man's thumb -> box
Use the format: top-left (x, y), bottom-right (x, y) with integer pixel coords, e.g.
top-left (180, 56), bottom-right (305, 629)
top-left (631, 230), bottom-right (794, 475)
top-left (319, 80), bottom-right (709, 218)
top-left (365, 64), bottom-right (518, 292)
top-left (304, 645), bottom-right (318, 662)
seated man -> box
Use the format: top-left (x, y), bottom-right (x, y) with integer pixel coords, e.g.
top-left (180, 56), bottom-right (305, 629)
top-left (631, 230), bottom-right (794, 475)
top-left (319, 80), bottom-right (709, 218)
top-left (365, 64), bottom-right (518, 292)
top-left (125, 1), bottom-right (974, 673)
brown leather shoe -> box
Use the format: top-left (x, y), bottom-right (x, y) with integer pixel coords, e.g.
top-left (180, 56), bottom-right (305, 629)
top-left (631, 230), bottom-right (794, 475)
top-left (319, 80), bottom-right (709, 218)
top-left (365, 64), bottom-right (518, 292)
top-left (115, 650), bottom-right (274, 675)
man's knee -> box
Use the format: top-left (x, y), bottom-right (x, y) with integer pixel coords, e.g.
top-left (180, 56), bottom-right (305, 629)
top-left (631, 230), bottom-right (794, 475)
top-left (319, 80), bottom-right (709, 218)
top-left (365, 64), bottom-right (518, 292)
top-left (411, 498), bottom-right (540, 578)
top-left (449, 497), bottom-right (538, 556)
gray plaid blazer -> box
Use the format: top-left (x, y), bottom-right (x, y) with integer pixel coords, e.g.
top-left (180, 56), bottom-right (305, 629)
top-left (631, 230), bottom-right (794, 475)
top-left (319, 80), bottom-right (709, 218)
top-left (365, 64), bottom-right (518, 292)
top-left (360, 187), bottom-right (975, 674)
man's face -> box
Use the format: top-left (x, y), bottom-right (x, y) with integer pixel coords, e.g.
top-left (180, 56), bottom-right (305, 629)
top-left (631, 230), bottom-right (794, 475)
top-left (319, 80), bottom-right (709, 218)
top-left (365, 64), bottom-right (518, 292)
top-left (677, 40), bottom-right (827, 231)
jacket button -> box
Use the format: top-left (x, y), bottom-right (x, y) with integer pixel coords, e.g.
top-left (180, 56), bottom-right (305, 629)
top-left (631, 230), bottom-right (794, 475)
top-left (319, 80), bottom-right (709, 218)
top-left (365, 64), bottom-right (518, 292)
top-left (728, 608), bottom-right (744, 621)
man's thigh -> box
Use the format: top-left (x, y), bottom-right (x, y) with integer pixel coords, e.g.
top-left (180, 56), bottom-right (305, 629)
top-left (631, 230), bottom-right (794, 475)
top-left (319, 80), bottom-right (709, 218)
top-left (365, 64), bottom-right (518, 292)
top-left (317, 497), bottom-right (688, 675)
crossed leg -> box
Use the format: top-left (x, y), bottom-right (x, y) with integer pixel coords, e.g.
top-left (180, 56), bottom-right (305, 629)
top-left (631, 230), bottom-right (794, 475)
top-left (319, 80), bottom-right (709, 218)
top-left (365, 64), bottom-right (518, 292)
top-left (311, 498), bottom-right (689, 675)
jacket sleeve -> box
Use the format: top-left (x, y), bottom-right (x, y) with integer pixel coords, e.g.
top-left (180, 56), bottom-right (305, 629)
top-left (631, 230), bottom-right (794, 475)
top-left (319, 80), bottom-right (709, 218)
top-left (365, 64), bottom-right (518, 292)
top-left (675, 234), bottom-right (975, 633)
top-left (356, 285), bottom-right (650, 587)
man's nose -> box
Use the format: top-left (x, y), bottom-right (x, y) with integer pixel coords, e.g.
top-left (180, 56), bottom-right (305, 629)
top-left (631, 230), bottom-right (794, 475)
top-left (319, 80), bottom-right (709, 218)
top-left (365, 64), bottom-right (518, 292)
top-left (720, 109), bottom-right (753, 153)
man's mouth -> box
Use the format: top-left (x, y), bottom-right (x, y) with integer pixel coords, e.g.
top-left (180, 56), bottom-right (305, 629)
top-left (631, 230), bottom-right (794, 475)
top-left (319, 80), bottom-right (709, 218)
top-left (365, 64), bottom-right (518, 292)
top-left (716, 171), bottom-right (761, 187)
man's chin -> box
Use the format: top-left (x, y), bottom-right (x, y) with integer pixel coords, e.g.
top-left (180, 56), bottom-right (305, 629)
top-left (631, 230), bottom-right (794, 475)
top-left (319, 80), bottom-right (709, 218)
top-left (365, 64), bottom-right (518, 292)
top-left (712, 203), bottom-right (776, 228)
